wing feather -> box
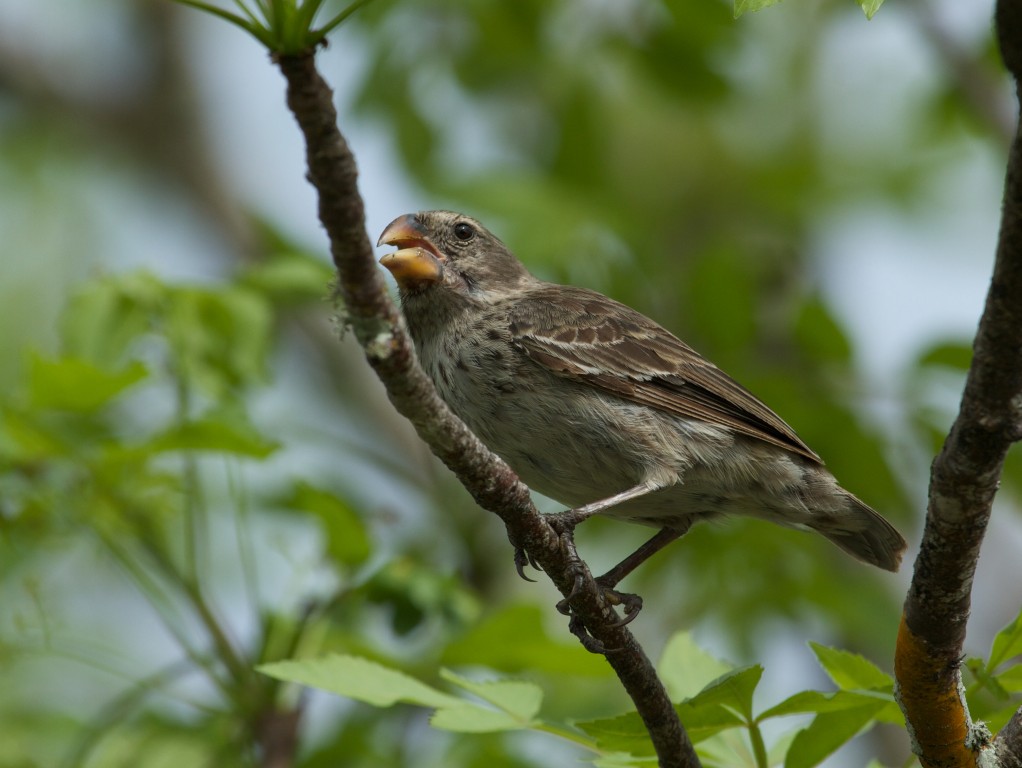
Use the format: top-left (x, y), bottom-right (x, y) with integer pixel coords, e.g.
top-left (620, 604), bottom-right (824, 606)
top-left (508, 285), bottom-right (821, 463)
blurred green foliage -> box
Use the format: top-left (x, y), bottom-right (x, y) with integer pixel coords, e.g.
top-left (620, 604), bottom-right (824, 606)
top-left (261, 615), bottom-right (1022, 766)
top-left (1, 0), bottom-right (1020, 766)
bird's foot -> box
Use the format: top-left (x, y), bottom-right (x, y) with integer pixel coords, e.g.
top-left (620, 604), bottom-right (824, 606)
top-left (595, 577), bottom-right (644, 627)
top-left (554, 572), bottom-right (643, 629)
top-left (550, 512), bottom-right (644, 625)
top-left (544, 507), bottom-right (595, 535)
top-left (550, 527), bottom-right (641, 653)
top-left (512, 507), bottom-right (588, 583)
top-left (513, 508), bottom-right (645, 652)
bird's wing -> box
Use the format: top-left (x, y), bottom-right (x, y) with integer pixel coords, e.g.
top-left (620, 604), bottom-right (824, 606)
top-left (508, 285), bottom-right (822, 463)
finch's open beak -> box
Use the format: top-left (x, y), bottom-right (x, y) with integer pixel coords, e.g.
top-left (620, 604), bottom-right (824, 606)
top-left (378, 214), bottom-right (444, 285)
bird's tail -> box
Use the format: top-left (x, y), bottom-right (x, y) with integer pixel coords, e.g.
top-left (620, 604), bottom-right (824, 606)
top-left (811, 492), bottom-right (907, 572)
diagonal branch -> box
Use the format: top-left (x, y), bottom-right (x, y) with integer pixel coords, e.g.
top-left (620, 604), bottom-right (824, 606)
top-left (273, 50), bottom-right (699, 768)
top-left (895, 1), bottom-right (1022, 765)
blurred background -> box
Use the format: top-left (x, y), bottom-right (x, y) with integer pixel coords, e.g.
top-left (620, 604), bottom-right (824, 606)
top-left (0, 0), bottom-right (1019, 765)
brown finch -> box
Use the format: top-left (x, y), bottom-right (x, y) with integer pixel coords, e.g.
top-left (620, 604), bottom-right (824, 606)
top-left (378, 211), bottom-right (906, 593)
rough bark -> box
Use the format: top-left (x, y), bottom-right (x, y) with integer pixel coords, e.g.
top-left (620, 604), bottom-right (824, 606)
top-left (274, 51), bottom-right (699, 768)
top-left (895, 1), bottom-right (1022, 765)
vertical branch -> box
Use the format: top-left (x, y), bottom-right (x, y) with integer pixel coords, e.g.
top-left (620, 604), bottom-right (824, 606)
top-left (273, 51), bottom-right (699, 768)
top-left (895, 1), bottom-right (1022, 764)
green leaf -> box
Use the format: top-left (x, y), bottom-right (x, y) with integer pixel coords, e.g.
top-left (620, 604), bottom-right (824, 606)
top-left (686, 665), bottom-right (763, 720)
top-left (172, 0), bottom-right (369, 53)
top-left (144, 414), bottom-right (278, 458)
top-left (166, 286), bottom-right (271, 396)
top-left (314, 0), bottom-right (378, 41)
top-left (733, 0), bottom-right (784, 17)
top-left (994, 662), bottom-right (1022, 692)
top-left (966, 657), bottom-right (1011, 703)
top-left (257, 656), bottom-right (541, 735)
top-left (794, 296), bottom-right (852, 364)
top-left (0, 407), bottom-right (65, 461)
top-left (577, 700), bottom-right (743, 756)
top-left (686, 244), bottom-right (757, 358)
top-left (27, 353), bottom-right (147, 411)
top-left (809, 642), bottom-right (892, 691)
top-left (362, 557), bottom-right (479, 635)
top-left (592, 755), bottom-right (648, 768)
top-left (441, 603), bottom-right (608, 677)
top-left (873, 698), bottom-right (906, 724)
top-left (61, 271), bottom-right (164, 366)
top-left (428, 670), bottom-right (542, 732)
top-left (60, 719), bottom-right (213, 768)
top-left (675, 700), bottom-right (746, 741)
top-left (917, 341), bottom-right (972, 372)
top-left (659, 631), bottom-right (734, 702)
top-left (439, 669), bottom-right (543, 722)
top-left (258, 654), bottom-right (461, 709)
top-left (858, 0), bottom-right (884, 19)
top-left (784, 705), bottom-right (881, 768)
top-left (982, 702), bottom-right (1022, 734)
top-left (574, 711), bottom-right (656, 757)
top-left (279, 481), bottom-right (370, 566)
top-left (759, 689), bottom-right (891, 720)
top-left (174, 1), bottom-right (268, 45)
top-left (988, 607), bottom-right (1022, 671)
top-left (241, 252), bottom-right (334, 305)
top-left (429, 704), bottom-right (528, 733)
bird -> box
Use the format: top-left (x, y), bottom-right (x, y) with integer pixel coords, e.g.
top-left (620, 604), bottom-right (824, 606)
top-left (377, 210), bottom-right (907, 599)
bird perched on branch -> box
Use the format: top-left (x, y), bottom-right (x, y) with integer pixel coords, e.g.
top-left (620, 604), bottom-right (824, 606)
top-left (378, 210), bottom-right (906, 612)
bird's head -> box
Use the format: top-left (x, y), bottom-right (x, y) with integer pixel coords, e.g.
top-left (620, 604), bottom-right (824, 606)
top-left (377, 211), bottom-right (530, 298)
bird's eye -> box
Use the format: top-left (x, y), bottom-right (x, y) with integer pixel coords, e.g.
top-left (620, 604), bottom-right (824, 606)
top-left (453, 222), bottom-right (475, 241)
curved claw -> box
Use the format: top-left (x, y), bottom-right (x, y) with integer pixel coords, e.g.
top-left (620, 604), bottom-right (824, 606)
top-left (600, 585), bottom-right (644, 628)
top-left (513, 548), bottom-right (537, 582)
top-left (546, 509), bottom-right (646, 651)
top-left (527, 549), bottom-right (542, 572)
top-left (567, 571), bottom-right (585, 601)
top-left (555, 572), bottom-right (586, 616)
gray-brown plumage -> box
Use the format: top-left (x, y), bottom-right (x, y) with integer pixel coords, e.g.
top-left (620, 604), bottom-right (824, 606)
top-left (378, 210), bottom-right (906, 575)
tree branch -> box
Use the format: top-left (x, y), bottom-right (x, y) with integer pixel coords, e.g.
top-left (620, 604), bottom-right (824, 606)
top-left (992, 0), bottom-right (1022, 754)
top-left (273, 50), bottom-right (699, 768)
top-left (997, 712), bottom-right (1022, 768)
top-left (895, 2), bottom-right (1022, 765)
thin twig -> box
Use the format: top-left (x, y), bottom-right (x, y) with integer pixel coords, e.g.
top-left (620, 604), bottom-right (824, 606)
top-left (94, 527), bottom-right (238, 702)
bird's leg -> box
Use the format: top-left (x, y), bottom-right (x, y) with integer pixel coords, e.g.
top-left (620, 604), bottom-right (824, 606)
top-left (553, 526), bottom-right (619, 653)
top-left (546, 480), bottom-right (664, 530)
top-left (596, 524), bottom-right (691, 589)
top-left (514, 481), bottom-right (662, 582)
top-left (590, 524), bottom-right (691, 626)
top-left (545, 481), bottom-right (675, 634)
